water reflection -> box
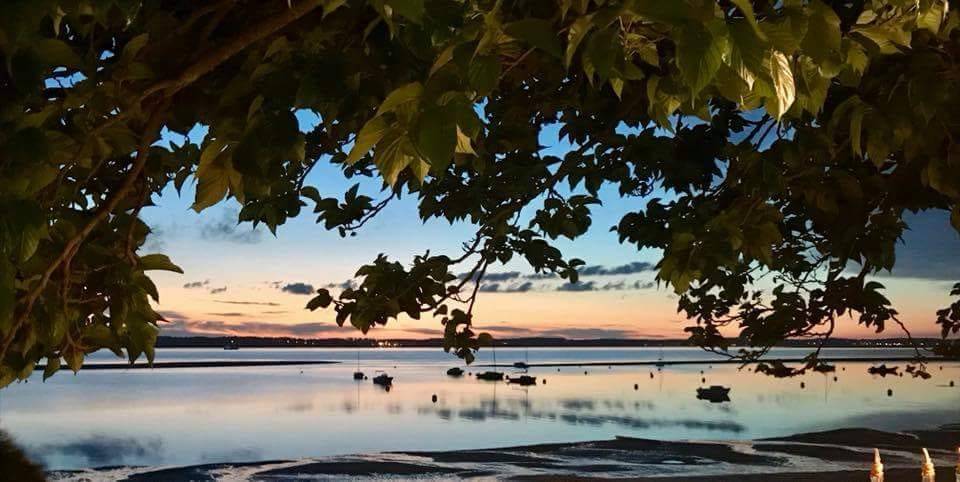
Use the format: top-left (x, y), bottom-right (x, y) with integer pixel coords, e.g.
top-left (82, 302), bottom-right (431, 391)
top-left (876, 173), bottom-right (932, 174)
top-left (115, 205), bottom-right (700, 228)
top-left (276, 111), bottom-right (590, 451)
top-left (0, 348), bottom-right (956, 470)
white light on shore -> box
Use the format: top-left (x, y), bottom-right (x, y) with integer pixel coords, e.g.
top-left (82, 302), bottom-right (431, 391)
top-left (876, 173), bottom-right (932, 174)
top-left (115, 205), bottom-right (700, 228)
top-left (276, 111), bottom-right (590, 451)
top-left (921, 448), bottom-right (935, 482)
top-left (870, 448), bottom-right (883, 482)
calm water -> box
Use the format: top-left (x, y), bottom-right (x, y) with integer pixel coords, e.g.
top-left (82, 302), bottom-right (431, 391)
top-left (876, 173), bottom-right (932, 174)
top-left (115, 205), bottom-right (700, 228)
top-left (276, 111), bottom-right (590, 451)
top-left (0, 347), bottom-right (957, 470)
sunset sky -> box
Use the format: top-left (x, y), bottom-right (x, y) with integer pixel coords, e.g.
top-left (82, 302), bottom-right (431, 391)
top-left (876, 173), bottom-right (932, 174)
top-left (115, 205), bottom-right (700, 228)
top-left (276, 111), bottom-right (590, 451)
top-left (144, 113), bottom-right (960, 341)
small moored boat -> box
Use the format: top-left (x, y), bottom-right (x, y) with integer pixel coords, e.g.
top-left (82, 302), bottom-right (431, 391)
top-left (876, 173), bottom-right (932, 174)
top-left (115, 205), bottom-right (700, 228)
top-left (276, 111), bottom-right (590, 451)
top-left (372, 373), bottom-right (393, 386)
top-left (696, 385), bottom-right (731, 403)
top-left (476, 371), bottom-right (504, 381)
top-left (446, 367), bottom-right (464, 377)
top-left (507, 375), bottom-right (536, 386)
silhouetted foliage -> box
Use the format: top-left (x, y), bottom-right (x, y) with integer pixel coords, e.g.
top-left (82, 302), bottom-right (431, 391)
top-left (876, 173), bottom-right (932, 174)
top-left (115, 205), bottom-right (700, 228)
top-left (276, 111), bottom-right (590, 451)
top-left (1, 0), bottom-right (959, 384)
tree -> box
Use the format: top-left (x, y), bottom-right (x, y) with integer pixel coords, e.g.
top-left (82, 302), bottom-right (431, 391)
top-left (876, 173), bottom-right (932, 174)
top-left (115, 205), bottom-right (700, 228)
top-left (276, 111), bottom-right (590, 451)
top-left (1, 0), bottom-right (958, 386)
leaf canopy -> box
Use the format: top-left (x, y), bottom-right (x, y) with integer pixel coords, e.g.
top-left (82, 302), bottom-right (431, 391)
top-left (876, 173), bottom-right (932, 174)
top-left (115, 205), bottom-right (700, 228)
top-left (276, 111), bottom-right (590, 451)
top-left (1, 0), bottom-right (959, 385)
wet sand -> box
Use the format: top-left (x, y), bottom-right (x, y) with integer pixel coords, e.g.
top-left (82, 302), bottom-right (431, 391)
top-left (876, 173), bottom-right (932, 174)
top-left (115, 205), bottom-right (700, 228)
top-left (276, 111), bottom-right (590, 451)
top-left (49, 426), bottom-right (959, 481)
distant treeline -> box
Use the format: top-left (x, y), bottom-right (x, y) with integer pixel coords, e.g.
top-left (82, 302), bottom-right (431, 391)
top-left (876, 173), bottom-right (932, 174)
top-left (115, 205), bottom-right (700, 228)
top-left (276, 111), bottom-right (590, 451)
top-left (155, 336), bottom-right (943, 349)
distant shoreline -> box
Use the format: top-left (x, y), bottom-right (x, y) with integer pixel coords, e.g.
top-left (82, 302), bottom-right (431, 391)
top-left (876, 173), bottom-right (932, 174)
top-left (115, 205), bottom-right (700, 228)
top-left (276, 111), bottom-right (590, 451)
top-left (155, 335), bottom-right (946, 349)
top-left (42, 355), bottom-right (956, 371)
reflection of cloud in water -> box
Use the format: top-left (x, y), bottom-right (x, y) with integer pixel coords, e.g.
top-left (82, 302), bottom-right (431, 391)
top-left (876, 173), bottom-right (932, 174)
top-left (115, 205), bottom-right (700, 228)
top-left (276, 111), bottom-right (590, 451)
top-left (559, 398), bottom-right (655, 412)
top-left (31, 435), bottom-right (163, 466)
top-left (200, 447), bottom-right (262, 463)
top-left (283, 401), bottom-right (315, 413)
top-left (419, 401), bottom-right (745, 433)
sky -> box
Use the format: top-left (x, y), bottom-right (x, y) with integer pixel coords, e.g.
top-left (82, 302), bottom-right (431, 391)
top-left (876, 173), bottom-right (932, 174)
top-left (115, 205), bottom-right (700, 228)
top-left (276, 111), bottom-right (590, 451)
top-left (142, 114), bottom-right (960, 341)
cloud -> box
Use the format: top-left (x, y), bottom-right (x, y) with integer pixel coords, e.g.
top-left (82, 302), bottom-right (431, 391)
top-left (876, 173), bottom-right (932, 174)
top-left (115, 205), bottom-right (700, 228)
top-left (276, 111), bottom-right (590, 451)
top-left (209, 286), bottom-right (227, 294)
top-left (557, 281), bottom-right (597, 291)
top-left (200, 209), bottom-right (262, 244)
top-left (214, 300), bottom-right (281, 306)
top-left (183, 280), bottom-right (210, 289)
top-left (281, 282), bottom-right (315, 295)
top-left (323, 280), bottom-right (357, 290)
top-left (885, 210), bottom-right (960, 280)
top-left (162, 319), bottom-right (350, 337)
top-left (538, 327), bottom-right (640, 339)
top-left (570, 263), bottom-right (653, 277)
top-left (478, 281), bottom-right (535, 293)
top-left (207, 312), bottom-right (246, 317)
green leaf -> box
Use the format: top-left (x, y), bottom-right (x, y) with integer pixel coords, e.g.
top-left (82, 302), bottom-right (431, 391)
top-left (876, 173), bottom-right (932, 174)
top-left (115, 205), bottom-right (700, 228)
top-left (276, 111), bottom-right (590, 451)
top-left (139, 254), bottom-right (183, 273)
top-left (387, 0), bottom-right (425, 22)
top-left (675, 22), bottom-right (727, 95)
top-left (33, 39), bottom-right (82, 68)
top-left (504, 19), bottom-right (562, 58)
top-left (43, 357), bottom-right (61, 381)
top-left (193, 138), bottom-right (239, 212)
top-left (801, 0), bottom-right (841, 63)
top-left (415, 106), bottom-right (456, 172)
top-left (374, 130), bottom-right (416, 185)
top-left (850, 101), bottom-right (865, 159)
top-left (121, 33), bottom-right (150, 60)
top-left (468, 56), bottom-right (501, 96)
top-left (585, 28), bottom-right (618, 80)
top-left (455, 126), bottom-right (476, 155)
top-left (728, 0), bottom-right (765, 40)
top-left (306, 289), bottom-right (332, 310)
top-left (0, 259), bottom-right (14, 336)
top-left (0, 199), bottom-right (45, 262)
top-left (765, 49), bottom-right (795, 119)
top-left (375, 82), bottom-right (423, 117)
top-left (565, 15), bottom-right (595, 67)
top-left (346, 116), bottom-right (390, 165)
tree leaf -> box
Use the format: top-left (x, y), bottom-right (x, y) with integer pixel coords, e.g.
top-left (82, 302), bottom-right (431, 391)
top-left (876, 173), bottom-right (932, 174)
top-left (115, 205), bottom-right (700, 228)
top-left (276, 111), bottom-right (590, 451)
top-left (376, 82), bottom-right (423, 117)
top-left (675, 22), bottom-right (727, 95)
top-left (468, 55), bottom-right (501, 96)
top-left (415, 106), bottom-right (456, 171)
top-left (565, 15), bottom-right (595, 68)
top-left (765, 49), bottom-right (795, 119)
top-left (728, 0), bottom-right (765, 40)
top-left (455, 126), bottom-right (476, 155)
top-left (43, 357), bottom-right (61, 381)
top-left (139, 254), bottom-right (184, 273)
top-left (504, 18), bottom-right (562, 58)
top-left (33, 39), bottom-right (82, 68)
top-left (346, 116), bottom-right (390, 165)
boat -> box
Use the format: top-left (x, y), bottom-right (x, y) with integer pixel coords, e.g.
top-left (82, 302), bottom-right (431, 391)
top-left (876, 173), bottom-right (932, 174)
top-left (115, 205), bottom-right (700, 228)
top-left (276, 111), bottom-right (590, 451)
top-left (507, 375), bottom-right (536, 386)
top-left (696, 385), bottom-right (731, 403)
top-left (476, 371), bottom-right (504, 381)
top-left (654, 347), bottom-right (665, 368)
top-left (868, 364), bottom-right (899, 377)
top-left (223, 338), bottom-right (239, 350)
top-left (513, 362), bottom-right (529, 369)
top-left (446, 367), bottom-right (464, 377)
top-left (372, 373), bottom-right (393, 386)
top-left (352, 352), bottom-right (365, 380)
top-left (476, 337), bottom-right (503, 381)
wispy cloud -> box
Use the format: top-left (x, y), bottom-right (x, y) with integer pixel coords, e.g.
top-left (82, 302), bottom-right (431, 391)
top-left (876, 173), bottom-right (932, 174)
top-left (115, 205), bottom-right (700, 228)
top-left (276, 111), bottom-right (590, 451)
top-left (209, 286), bottom-right (227, 294)
top-left (200, 209), bottom-right (262, 244)
top-left (183, 279), bottom-right (210, 289)
top-left (214, 300), bottom-right (281, 306)
top-left (163, 320), bottom-right (349, 337)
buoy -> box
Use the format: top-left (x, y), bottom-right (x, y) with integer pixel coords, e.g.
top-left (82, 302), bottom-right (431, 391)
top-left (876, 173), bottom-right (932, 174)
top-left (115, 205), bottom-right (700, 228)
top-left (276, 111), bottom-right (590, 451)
top-left (542, 379), bottom-right (547, 385)
top-left (701, 377), bottom-right (706, 383)
top-left (949, 380), bottom-right (954, 387)
top-left (800, 382), bottom-right (805, 389)
top-left (887, 389), bottom-right (893, 397)
top-left (584, 371), bottom-right (588, 375)
top-left (432, 394), bottom-right (438, 403)
top-left (833, 376), bottom-right (838, 382)
top-left (649, 372), bottom-right (654, 379)
top-left (634, 384), bottom-right (638, 390)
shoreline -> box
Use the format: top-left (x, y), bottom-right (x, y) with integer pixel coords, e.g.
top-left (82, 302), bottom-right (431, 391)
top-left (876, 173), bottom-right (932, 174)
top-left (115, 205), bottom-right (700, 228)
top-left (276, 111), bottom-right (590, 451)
top-left (40, 355), bottom-right (954, 371)
top-left (48, 426), bottom-right (960, 481)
